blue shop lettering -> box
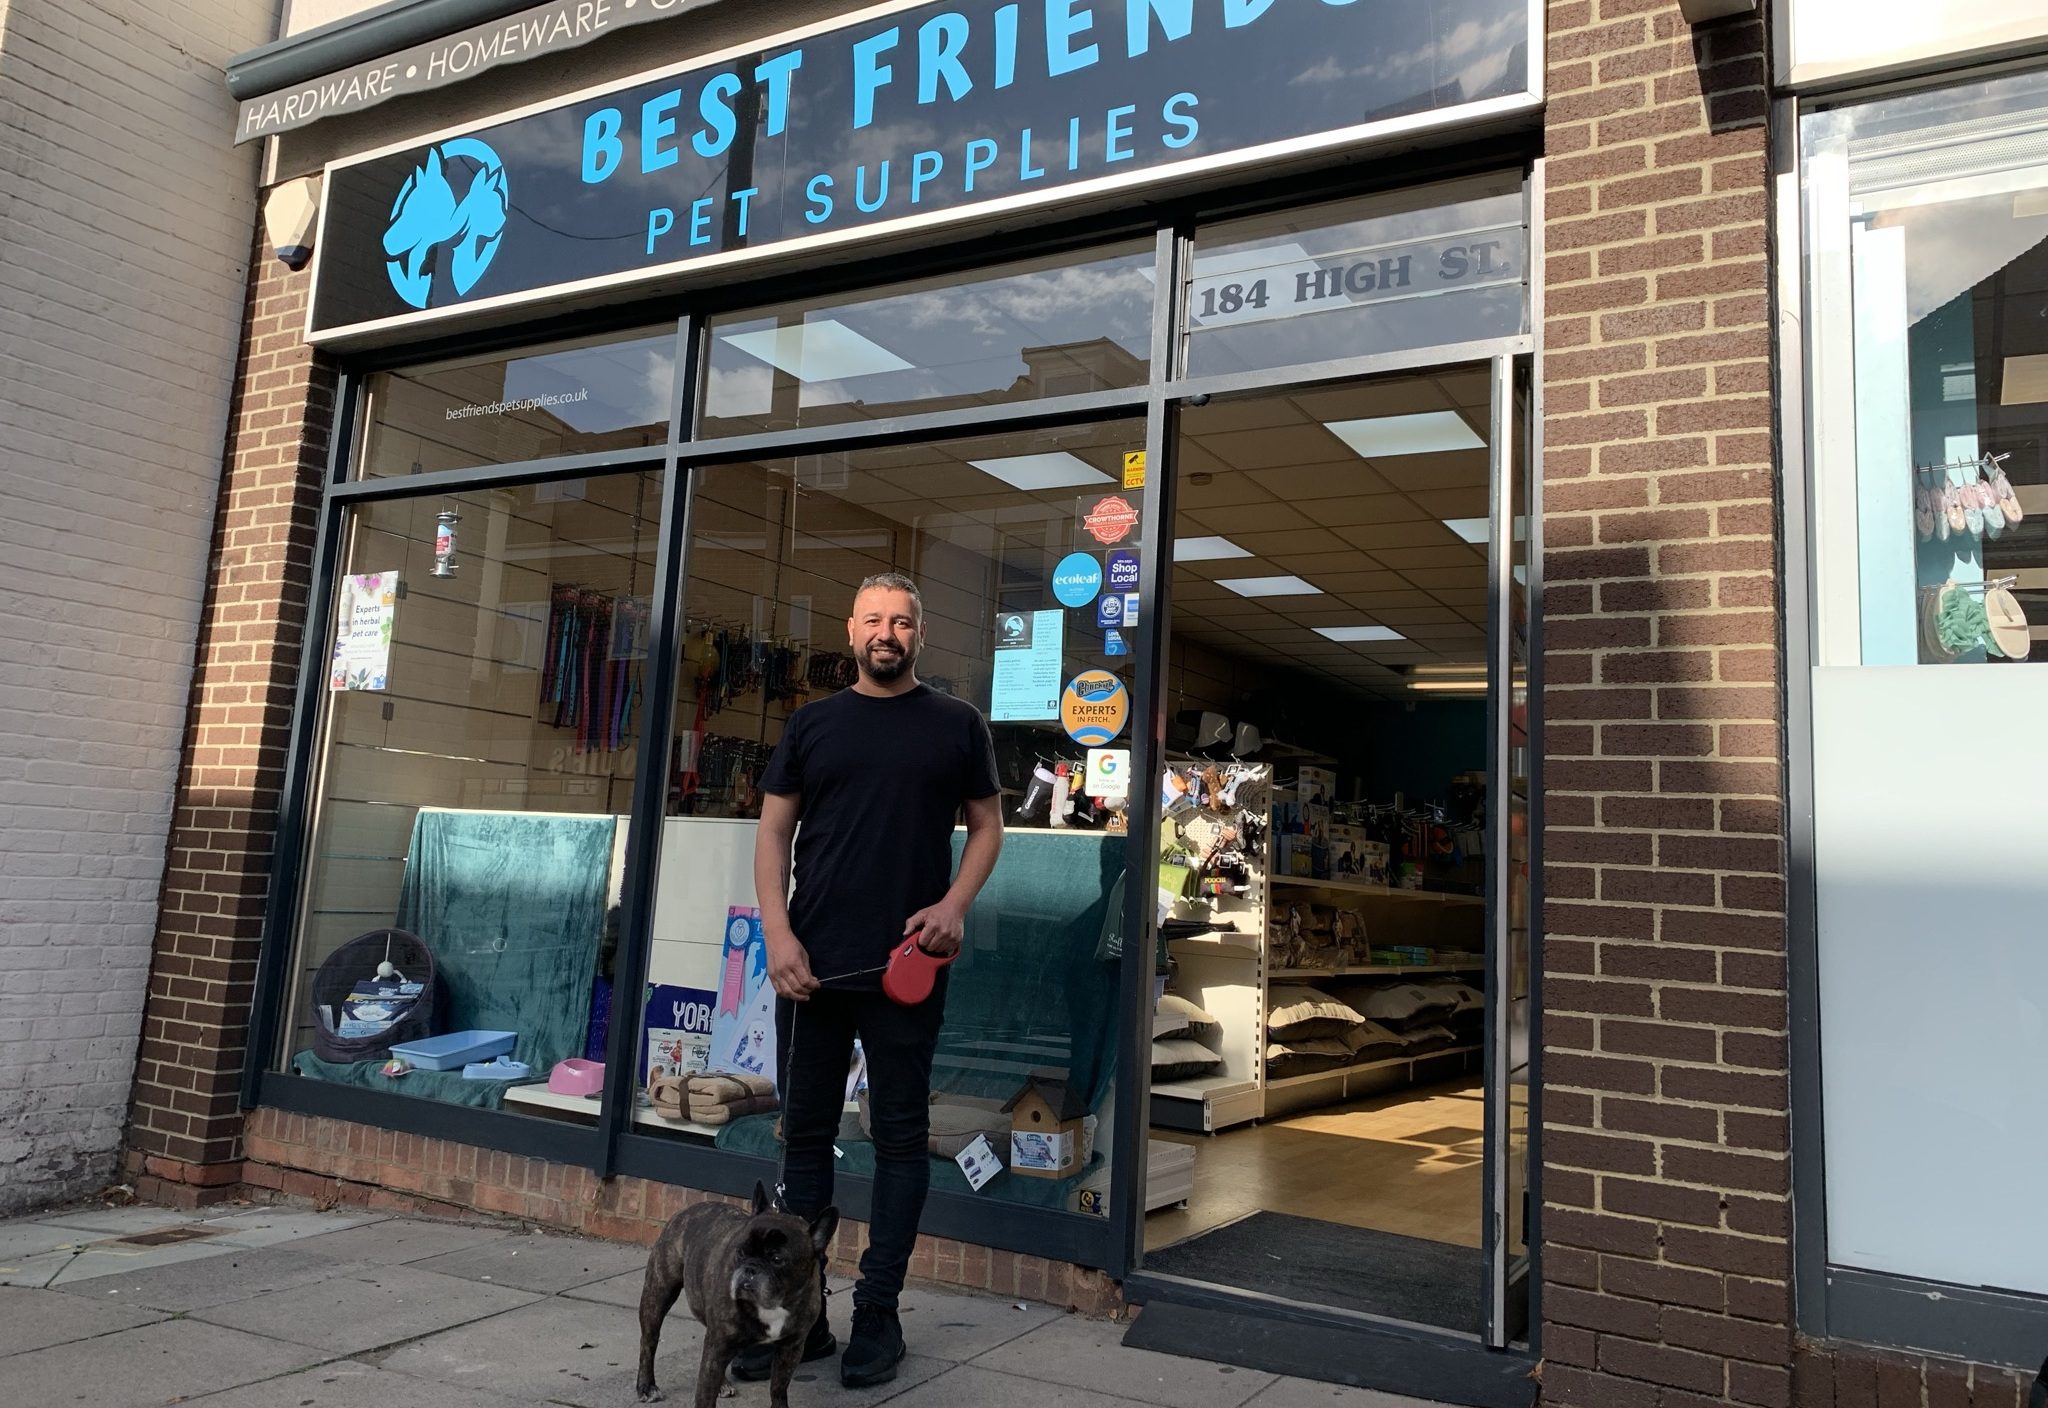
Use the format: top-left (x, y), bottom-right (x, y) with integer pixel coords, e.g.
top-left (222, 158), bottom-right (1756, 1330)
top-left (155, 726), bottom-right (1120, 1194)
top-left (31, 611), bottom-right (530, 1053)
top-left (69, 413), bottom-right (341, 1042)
top-left (583, 49), bottom-right (802, 182)
top-left (796, 92), bottom-right (1198, 228)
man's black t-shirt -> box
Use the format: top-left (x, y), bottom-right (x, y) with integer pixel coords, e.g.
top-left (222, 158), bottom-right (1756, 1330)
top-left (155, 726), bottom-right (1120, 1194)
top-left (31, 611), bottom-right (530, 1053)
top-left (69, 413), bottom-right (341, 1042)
top-left (759, 684), bottom-right (1000, 986)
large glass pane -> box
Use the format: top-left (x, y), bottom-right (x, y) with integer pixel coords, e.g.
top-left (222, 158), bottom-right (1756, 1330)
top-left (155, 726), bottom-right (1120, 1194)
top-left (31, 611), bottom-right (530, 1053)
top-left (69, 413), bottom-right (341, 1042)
top-left (279, 469), bottom-right (664, 1118)
top-left (699, 246), bottom-right (1152, 438)
top-left (359, 329), bottom-right (676, 478)
top-left (635, 421), bottom-right (1141, 1226)
top-left (1185, 174), bottom-right (1528, 379)
top-left (1811, 69), bottom-right (2048, 666)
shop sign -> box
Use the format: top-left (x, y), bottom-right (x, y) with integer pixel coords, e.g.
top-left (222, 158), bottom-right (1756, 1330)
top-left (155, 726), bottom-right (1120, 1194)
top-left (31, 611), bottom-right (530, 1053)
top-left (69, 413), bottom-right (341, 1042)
top-left (1051, 551), bottom-right (1103, 607)
top-left (308, 0), bottom-right (1535, 339)
top-left (1082, 494), bottom-right (1140, 545)
top-left (1060, 669), bottom-right (1128, 746)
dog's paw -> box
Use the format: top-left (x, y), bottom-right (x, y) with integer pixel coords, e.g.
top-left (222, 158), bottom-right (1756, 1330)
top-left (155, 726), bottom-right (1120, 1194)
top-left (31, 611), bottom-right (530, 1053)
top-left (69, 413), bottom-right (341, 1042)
top-left (634, 1386), bottom-right (664, 1403)
top-left (719, 1386), bottom-right (738, 1400)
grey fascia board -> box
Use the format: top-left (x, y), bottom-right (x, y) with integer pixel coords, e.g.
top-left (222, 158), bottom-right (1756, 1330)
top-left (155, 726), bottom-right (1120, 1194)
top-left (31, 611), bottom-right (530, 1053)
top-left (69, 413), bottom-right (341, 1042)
top-left (229, 0), bottom-right (564, 99)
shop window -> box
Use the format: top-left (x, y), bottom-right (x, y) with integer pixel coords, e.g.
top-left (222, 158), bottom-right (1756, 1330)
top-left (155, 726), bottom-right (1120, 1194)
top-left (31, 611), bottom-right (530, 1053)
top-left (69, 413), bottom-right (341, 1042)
top-left (1805, 70), bottom-right (2048, 666)
top-left (278, 470), bottom-right (663, 1118)
top-left (358, 328), bottom-right (676, 479)
top-left (636, 420), bottom-right (1143, 1221)
top-left (1784, 0), bottom-right (2048, 88)
top-left (1185, 174), bottom-right (1527, 379)
top-left (699, 246), bottom-right (1153, 438)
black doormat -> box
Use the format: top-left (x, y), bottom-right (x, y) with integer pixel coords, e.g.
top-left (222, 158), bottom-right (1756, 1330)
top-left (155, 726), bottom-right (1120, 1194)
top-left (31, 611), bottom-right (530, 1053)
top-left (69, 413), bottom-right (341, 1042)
top-left (1143, 1212), bottom-right (1482, 1334)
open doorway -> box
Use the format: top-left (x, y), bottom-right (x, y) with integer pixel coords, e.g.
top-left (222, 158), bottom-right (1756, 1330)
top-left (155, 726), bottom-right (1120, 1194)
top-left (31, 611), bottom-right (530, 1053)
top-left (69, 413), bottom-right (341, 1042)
top-left (1139, 365), bottom-right (1518, 1336)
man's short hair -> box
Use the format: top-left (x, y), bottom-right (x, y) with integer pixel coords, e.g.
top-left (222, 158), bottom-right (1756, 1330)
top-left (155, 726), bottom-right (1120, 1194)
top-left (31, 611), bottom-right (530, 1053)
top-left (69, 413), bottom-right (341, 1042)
top-left (855, 572), bottom-right (923, 622)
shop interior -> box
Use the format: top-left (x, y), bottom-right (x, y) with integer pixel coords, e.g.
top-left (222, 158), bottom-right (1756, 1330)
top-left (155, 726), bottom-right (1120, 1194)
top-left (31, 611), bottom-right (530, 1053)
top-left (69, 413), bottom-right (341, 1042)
top-left (1138, 371), bottom-right (1504, 1333)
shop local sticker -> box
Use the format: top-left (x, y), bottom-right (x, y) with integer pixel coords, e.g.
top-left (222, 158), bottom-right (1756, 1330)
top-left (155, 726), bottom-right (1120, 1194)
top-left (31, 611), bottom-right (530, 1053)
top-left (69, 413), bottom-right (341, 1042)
top-left (1082, 494), bottom-right (1140, 545)
top-left (1051, 552), bottom-right (1102, 608)
top-left (956, 1133), bottom-right (1003, 1191)
top-left (1060, 670), bottom-right (1129, 746)
top-left (1107, 550), bottom-right (1140, 592)
top-left (1096, 593), bottom-right (1125, 628)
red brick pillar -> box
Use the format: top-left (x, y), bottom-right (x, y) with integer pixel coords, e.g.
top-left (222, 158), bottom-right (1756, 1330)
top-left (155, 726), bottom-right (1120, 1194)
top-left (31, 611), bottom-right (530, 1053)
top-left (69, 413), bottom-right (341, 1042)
top-left (123, 231), bottom-right (335, 1205)
top-left (1539, 4), bottom-right (1792, 1404)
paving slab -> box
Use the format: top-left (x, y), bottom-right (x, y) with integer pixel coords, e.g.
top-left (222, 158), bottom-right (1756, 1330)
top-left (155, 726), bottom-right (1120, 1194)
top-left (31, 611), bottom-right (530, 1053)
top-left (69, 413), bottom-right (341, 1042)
top-left (408, 1229), bottom-right (647, 1294)
top-left (971, 1314), bottom-right (1276, 1408)
top-left (557, 1268), bottom-right (644, 1308)
top-left (202, 1208), bottom-right (390, 1248)
top-left (54, 1245), bottom-right (364, 1312)
top-left (0, 1284), bottom-right (166, 1356)
top-left (293, 1218), bottom-right (516, 1266)
top-left (0, 1220), bottom-right (103, 1262)
top-left (373, 1292), bottom-right (687, 1407)
top-left (32, 1204), bottom-right (222, 1235)
top-left (193, 1264), bottom-right (543, 1355)
top-left (888, 1363), bottom-right (1153, 1408)
top-left (1, 1248), bottom-right (85, 1288)
top-left (892, 1285), bottom-right (1061, 1362)
top-left (0, 1318), bottom-right (328, 1408)
top-left (46, 1236), bottom-right (250, 1285)
top-left (182, 1361), bottom-right (541, 1408)
top-left (1245, 1380), bottom-right (1454, 1408)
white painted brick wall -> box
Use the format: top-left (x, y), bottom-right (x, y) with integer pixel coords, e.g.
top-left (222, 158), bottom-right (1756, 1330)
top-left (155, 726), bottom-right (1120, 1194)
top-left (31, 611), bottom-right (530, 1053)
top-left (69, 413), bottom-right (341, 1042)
top-left (0, 0), bottom-right (280, 1214)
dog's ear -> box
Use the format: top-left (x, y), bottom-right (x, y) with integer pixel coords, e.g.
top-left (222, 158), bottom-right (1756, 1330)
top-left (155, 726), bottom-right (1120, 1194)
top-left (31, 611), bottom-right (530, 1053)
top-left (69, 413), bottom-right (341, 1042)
top-left (752, 1182), bottom-right (770, 1216)
top-left (808, 1206), bottom-right (840, 1259)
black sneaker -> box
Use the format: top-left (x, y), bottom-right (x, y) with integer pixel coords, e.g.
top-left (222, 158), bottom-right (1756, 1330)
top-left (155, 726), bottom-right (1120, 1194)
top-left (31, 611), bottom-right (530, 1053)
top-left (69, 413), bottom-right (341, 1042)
top-left (840, 1303), bottom-right (906, 1388)
top-left (729, 1313), bottom-right (835, 1383)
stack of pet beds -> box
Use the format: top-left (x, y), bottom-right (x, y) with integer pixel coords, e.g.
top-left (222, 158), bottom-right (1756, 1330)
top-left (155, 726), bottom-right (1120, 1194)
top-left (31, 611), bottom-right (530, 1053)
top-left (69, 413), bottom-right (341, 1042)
top-left (650, 1071), bottom-right (778, 1125)
top-left (1150, 993), bottom-right (1226, 1081)
top-left (1265, 978), bottom-right (1485, 1078)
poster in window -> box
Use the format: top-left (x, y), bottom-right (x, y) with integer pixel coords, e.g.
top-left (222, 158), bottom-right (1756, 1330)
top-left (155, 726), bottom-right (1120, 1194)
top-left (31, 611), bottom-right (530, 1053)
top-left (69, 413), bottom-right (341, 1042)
top-left (330, 571), bottom-right (399, 691)
top-left (992, 608), bottom-right (1065, 721)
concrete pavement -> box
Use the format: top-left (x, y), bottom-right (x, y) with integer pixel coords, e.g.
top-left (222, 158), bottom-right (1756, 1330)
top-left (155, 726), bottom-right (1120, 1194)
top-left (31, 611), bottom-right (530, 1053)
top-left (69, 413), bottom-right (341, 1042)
top-left (0, 1199), bottom-right (1446, 1408)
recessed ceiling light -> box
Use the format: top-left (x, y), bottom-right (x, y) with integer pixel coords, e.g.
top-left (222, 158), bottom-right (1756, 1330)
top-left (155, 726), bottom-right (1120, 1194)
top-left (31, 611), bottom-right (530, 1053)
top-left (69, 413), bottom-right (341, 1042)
top-left (1217, 575), bottom-right (1322, 598)
top-left (719, 319), bottom-right (912, 382)
top-left (1174, 535), bottom-right (1253, 562)
top-left (1314, 625), bottom-right (1406, 642)
top-left (965, 452), bottom-right (1113, 491)
top-left (1325, 411), bottom-right (1486, 458)
top-left (1443, 517), bottom-right (1490, 543)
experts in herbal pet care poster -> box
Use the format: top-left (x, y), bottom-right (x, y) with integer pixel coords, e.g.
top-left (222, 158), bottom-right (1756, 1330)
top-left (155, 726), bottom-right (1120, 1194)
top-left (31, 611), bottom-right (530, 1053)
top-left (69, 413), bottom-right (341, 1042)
top-left (708, 907), bottom-right (777, 1086)
top-left (330, 571), bottom-right (399, 691)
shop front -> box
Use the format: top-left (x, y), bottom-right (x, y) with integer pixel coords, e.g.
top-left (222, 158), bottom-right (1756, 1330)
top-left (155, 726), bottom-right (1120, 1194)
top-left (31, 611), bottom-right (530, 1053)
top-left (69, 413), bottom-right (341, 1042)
top-left (196, 0), bottom-right (1550, 1400)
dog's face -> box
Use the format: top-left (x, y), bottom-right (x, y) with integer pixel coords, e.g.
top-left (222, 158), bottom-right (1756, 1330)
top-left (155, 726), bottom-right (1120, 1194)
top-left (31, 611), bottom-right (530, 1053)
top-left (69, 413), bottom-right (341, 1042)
top-left (727, 1185), bottom-right (839, 1341)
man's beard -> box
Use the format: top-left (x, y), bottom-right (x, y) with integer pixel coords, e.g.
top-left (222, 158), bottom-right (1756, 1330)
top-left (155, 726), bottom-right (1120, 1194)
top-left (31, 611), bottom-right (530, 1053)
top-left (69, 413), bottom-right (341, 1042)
top-left (859, 639), bottom-right (915, 683)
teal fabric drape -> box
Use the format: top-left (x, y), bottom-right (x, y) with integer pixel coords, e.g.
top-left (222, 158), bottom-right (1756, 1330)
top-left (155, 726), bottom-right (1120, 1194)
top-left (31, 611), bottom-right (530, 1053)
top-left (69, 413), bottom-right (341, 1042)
top-left (294, 808), bottom-right (616, 1109)
top-left (717, 829), bottom-right (1125, 1190)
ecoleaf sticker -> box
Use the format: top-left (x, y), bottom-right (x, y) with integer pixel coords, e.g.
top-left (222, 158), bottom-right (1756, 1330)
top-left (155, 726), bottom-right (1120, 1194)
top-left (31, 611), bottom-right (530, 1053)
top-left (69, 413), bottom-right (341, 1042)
top-left (1051, 552), bottom-right (1102, 608)
top-left (1060, 670), bottom-right (1129, 746)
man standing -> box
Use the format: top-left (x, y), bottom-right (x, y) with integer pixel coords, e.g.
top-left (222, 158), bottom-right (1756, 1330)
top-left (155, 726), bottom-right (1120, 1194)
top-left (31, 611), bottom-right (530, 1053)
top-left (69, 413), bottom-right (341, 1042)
top-left (743, 572), bottom-right (1004, 1387)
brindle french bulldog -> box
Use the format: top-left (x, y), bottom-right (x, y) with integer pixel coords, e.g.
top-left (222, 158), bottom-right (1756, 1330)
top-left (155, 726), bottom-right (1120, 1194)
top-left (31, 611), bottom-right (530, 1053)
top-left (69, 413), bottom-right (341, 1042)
top-left (635, 1183), bottom-right (838, 1407)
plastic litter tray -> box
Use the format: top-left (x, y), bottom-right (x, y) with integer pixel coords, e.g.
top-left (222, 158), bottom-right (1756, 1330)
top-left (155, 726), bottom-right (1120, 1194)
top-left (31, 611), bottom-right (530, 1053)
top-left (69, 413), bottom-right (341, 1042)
top-left (389, 1030), bottom-right (516, 1071)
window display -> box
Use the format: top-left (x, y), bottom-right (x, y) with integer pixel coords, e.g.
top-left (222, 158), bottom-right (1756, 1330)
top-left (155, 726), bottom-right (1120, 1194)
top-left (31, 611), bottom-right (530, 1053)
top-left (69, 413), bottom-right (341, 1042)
top-left (278, 470), bottom-right (663, 1111)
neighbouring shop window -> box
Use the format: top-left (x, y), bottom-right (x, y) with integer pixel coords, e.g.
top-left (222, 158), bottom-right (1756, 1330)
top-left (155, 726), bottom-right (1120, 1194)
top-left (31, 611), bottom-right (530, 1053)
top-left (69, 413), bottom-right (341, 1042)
top-left (1184, 174), bottom-right (1528, 379)
top-left (1785, 0), bottom-right (2048, 87)
top-left (699, 246), bottom-right (1153, 438)
top-left (1806, 70), bottom-right (2048, 665)
top-left (635, 419), bottom-right (1142, 1222)
top-left (278, 469), bottom-right (663, 1118)
top-left (358, 328), bottom-right (676, 478)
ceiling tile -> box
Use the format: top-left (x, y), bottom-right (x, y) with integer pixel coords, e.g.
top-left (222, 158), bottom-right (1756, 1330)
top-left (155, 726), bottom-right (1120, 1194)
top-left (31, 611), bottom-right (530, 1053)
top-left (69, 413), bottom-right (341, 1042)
top-left (1232, 527), bottom-right (1352, 556)
top-left (1405, 567), bottom-right (1486, 589)
top-left (1371, 544), bottom-right (1486, 571)
top-left (1408, 487), bottom-right (1491, 518)
top-left (1247, 463), bottom-right (1395, 500)
top-left (1186, 503), bottom-right (1317, 535)
top-left (1288, 380), bottom-right (1453, 422)
top-left (1202, 423), bottom-right (1346, 472)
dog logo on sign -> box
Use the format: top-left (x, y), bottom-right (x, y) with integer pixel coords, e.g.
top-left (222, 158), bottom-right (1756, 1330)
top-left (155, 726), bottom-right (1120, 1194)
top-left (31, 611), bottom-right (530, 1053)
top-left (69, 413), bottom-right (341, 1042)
top-left (382, 137), bottom-right (508, 309)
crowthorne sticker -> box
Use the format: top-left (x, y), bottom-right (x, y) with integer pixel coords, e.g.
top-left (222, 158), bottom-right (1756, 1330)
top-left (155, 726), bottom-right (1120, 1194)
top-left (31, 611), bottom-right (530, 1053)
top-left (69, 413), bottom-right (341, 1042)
top-left (1082, 495), bottom-right (1141, 546)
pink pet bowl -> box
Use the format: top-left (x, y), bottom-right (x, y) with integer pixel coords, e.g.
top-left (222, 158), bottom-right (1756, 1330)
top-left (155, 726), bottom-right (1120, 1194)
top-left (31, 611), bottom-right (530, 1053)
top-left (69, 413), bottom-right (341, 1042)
top-left (547, 1058), bottom-right (605, 1097)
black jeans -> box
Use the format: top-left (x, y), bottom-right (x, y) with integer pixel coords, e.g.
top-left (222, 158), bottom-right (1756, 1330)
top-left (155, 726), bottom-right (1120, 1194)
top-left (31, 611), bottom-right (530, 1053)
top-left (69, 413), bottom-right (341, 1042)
top-left (775, 979), bottom-right (947, 1312)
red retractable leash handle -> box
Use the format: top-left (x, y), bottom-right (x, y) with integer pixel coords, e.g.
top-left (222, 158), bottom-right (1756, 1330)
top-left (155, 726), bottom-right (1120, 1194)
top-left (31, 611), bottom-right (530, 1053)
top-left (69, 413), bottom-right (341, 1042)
top-left (881, 928), bottom-right (955, 1006)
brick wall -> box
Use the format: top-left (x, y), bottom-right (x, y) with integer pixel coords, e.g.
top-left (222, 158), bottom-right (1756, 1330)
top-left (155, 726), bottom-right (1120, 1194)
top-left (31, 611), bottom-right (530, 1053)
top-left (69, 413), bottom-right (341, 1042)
top-left (1538, 3), bottom-right (1794, 1405)
top-left (120, 245), bottom-right (336, 1193)
top-left (231, 1107), bottom-right (1124, 1316)
top-left (0, 0), bottom-right (274, 1213)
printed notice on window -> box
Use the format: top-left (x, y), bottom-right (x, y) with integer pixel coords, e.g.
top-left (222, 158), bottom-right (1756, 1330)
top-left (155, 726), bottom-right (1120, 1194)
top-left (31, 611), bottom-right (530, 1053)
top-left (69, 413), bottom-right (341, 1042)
top-left (330, 571), bottom-right (399, 691)
top-left (991, 609), bottom-right (1064, 722)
